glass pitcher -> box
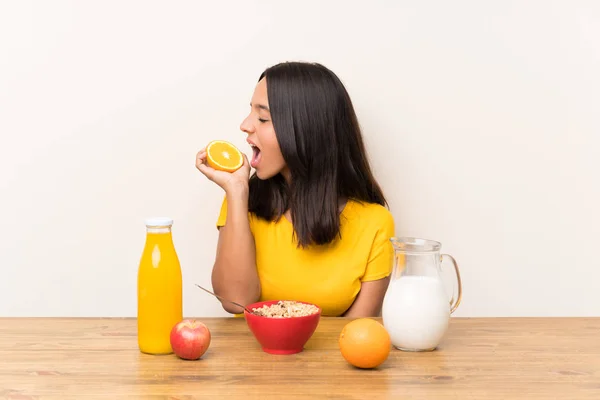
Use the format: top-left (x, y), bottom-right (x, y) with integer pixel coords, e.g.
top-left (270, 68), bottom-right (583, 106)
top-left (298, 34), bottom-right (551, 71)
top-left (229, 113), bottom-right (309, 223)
top-left (381, 237), bottom-right (462, 352)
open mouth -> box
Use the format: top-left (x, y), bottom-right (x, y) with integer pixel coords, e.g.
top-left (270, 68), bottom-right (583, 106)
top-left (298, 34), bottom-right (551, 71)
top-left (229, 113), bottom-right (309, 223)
top-left (250, 145), bottom-right (262, 168)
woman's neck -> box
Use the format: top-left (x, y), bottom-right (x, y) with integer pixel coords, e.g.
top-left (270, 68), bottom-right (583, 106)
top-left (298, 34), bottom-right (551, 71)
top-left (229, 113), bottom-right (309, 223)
top-left (281, 167), bottom-right (291, 184)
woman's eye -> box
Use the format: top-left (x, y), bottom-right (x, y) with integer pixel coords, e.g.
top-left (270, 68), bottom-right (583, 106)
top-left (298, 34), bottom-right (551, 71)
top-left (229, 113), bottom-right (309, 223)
top-left (258, 118), bottom-right (269, 123)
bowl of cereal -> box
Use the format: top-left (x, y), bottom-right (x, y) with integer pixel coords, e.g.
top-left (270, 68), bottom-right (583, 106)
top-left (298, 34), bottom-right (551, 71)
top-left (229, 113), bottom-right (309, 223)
top-left (244, 300), bottom-right (322, 355)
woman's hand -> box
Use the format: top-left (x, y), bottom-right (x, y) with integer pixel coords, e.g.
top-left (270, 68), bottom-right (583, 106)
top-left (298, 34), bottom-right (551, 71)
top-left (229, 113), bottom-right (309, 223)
top-left (196, 147), bottom-right (251, 194)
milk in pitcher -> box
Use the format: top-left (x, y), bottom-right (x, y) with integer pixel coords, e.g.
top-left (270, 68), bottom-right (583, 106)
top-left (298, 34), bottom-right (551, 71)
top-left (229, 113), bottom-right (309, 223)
top-left (382, 275), bottom-right (450, 351)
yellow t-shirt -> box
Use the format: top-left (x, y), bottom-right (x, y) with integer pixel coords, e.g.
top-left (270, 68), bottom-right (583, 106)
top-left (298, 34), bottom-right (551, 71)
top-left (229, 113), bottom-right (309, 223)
top-left (215, 197), bottom-right (395, 317)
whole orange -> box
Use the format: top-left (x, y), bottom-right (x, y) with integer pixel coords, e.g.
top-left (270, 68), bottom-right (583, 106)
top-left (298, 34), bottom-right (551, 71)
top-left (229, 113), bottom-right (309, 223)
top-left (339, 318), bottom-right (391, 369)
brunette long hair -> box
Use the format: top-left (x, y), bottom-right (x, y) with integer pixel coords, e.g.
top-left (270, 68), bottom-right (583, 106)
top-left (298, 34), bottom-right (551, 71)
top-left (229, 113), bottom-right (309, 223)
top-left (248, 62), bottom-right (387, 247)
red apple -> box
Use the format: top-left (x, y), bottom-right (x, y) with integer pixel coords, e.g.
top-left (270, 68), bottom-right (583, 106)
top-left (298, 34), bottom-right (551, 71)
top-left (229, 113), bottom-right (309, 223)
top-left (170, 319), bottom-right (211, 360)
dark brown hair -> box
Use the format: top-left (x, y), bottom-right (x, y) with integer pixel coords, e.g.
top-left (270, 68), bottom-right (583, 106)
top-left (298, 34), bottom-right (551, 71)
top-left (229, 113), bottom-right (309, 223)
top-left (248, 61), bottom-right (387, 247)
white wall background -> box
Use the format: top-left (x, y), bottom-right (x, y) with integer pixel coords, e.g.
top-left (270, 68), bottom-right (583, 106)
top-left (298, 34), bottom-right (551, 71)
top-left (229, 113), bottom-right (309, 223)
top-left (1, 0), bottom-right (598, 318)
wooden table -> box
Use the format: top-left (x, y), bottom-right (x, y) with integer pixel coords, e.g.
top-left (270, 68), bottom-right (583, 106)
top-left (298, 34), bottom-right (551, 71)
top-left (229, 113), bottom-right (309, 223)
top-left (0, 317), bottom-right (598, 399)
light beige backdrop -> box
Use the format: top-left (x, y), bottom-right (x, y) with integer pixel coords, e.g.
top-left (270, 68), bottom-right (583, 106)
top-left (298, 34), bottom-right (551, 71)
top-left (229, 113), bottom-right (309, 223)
top-left (1, 0), bottom-right (598, 317)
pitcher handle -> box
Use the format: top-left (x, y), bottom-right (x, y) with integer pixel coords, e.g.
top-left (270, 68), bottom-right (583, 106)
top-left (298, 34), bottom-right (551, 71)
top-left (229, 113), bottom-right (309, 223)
top-left (441, 254), bottom-right (462, 314)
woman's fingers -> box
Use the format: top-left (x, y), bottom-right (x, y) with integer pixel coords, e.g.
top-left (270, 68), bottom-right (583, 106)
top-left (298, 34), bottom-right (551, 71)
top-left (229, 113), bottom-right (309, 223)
top-left (195, 149), bottom-right (206, 166)
top-left (196, 147), bottom-right (250, 189)
top-left (235, 153), bottom-right (251, 176)
top-left (195, 149), bottom-right (215, 179)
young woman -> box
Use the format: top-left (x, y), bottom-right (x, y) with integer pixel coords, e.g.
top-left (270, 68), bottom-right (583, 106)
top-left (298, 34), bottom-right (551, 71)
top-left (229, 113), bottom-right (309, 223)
top-left (196, 61), bottom-right (395, 318)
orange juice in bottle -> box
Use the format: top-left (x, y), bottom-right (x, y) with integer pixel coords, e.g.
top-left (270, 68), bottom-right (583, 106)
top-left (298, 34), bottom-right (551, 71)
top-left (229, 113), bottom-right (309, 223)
top-left (137, 217), bottom-right (183, 354)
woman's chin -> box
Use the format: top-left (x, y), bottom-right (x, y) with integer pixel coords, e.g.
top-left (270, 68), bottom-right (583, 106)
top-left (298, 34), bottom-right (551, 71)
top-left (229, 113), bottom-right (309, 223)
top-left (254, 168), bottom-right (267, 180)
top-left (254, 168), bottom-right (276, 181)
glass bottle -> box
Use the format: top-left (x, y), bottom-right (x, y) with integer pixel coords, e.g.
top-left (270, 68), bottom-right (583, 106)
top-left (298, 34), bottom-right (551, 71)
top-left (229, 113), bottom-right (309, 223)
top-left (137, 217), bottom-right (183, 354)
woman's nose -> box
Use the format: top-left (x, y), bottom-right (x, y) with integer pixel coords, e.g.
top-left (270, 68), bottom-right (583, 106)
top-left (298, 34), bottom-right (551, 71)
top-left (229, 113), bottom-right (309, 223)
top-left (240, 115), bottom-right (254, 135)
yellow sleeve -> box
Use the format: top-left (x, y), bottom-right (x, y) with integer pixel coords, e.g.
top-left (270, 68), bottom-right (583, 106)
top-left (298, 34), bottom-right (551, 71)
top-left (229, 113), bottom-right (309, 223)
top-left (216, 196), bottom-right (227, 229)
top-left (361, 211), bottom-right (395, 282)
top-left (215, 196), bottom-right (254, 234)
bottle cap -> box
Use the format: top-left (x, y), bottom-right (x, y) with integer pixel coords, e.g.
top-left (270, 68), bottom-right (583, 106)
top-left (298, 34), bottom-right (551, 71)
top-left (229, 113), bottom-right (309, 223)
top-left (145, 217), bottom-right (173, 227)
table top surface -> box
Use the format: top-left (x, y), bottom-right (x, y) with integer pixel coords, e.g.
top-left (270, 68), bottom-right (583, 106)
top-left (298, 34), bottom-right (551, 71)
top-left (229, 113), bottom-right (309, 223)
top-left (0, 317), bottom-right (599, 399)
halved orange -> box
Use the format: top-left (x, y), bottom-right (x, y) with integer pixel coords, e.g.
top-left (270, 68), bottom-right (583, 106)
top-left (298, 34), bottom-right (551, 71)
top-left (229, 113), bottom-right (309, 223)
top-left (206, 140), bottom-right (243, 173)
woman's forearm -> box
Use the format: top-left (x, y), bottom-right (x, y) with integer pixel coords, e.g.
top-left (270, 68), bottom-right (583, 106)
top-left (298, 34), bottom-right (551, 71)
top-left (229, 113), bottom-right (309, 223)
top-left (211, 184), bottom-right (260, 313)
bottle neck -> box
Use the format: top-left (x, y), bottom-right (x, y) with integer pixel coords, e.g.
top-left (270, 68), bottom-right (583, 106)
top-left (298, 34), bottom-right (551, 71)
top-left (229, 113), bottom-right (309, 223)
top-left (144, 228), bottom-right (174, 251)
top-left (146, 227), bottom-right (171, 234)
